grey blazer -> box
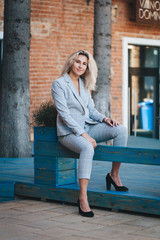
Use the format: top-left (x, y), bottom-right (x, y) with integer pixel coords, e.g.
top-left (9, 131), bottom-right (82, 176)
top-left (52, 73), bottom-right (105, 137)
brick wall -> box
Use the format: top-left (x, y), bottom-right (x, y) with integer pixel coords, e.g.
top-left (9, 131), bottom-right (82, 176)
top-left (1, 0), bottom-right (160, 132)
top-left (30, 0), bottom-right (94, 127)
top-left (111, 0), bottom-right (160, 123)
top-left (0, 0), bottom-right (4, 32)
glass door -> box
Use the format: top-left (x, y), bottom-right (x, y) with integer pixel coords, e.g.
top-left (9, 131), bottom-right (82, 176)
top-left (128, 45), bottom-right (160, 139)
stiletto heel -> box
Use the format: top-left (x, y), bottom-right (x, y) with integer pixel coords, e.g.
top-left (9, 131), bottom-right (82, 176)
top-left (106, 179), bottom-right (111, 190)
top-left (77, 199), bottom-right (94, 218)
top-left (106, 173), bottom-right (128, 192)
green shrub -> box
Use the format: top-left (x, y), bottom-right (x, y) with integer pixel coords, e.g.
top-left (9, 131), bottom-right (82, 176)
top-left (32, 101), bottom-right (57, 127)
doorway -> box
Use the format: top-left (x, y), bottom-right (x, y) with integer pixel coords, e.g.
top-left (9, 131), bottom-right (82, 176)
top-left (128, 45), bottom-right (159, 139)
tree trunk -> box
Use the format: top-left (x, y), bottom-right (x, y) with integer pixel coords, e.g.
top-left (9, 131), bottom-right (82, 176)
top-left (0, 0), bottom-right (31, 157)
top-left (93, 0), bottom-right (112, 117)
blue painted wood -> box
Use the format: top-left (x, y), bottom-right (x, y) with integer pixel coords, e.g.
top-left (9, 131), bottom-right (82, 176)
top-left (34, 127), bottom-right (77, 187)
top-left (34, 156), bottom-right (77, 171)
top-left (127, 136), bottom-right (160, 149)
top-left (34, 141), bottom-right (160, 165)
top-left (14, 182), bottom-right (160, 216)
top-left (34, 127), bottom-right (57, 142)
top-left (0, 175), bottom-right (33, 183)
top-left (0, 181), bottom-right (14, 198)
top-left (1, 157), bottom-right (160, 215)
top-left (35, 169), bottom-right (77, 186)
top-left (0, 197), bottom-right (14, 202)
top-left (0, 158), bottom-right (34, 184)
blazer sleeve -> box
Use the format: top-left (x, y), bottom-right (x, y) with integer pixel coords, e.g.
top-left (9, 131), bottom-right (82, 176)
top-left (52, 81), bottom-right (85, 136)
top-left (87, 92), bottom-right (106, 122)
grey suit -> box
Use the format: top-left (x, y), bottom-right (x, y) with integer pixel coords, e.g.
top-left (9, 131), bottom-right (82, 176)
top-left (52, 73), bottom-right (105, 137)
top-left (52, 73), bottom-right (127, 179)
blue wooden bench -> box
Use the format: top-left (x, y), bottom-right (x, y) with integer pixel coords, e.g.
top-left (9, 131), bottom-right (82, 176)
top-left (35, 127), bottom-right (160, 166)
top-left (33, 127), bottom-right (160, 186)
top-left (14, 127), bottom-right (160, 216)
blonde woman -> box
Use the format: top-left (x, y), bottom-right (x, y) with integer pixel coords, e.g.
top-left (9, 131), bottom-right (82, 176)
top-left (52, 50), bottom-right (128, 218)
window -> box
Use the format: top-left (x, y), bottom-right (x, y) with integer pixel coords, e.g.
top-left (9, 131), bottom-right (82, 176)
top-left (128, 45), bottom-right (160, 139)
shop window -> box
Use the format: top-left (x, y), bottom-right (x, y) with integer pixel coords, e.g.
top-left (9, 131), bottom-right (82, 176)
top-left (128, 45), bottom-right (160, 139)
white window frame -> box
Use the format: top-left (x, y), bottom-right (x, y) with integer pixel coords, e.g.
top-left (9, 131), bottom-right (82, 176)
top-left (0, 32), bottom-right (3, 62)
top-left (0, 32), bottom-right (3, 39)
top-left (122, 37), bottom-right (160, 131)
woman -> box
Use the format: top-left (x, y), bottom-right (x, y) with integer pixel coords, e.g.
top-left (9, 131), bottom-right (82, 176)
top-left (52, 50), bottom-right (128, 218)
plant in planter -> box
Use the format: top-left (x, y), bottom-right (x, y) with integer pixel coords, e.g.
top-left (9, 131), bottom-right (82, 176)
top-left (32, 101), bottom-right (58, 142)
top-left (32, 101), bottom-right (77, 187)
top-left (32, 101), bottom-right (57, 128)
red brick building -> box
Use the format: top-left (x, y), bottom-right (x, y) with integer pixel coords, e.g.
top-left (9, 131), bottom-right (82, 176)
top-left (111, 0), bottom-right (160, 139)
top-left (0, 0), bottom-right (160, 139)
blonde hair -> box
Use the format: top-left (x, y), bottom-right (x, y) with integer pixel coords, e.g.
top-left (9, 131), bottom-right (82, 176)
top-left (60, 50), bottom-right (98, 90)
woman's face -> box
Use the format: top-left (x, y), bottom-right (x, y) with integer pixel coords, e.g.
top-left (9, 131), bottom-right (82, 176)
top-left (70, 54), bottom-right (88, 77)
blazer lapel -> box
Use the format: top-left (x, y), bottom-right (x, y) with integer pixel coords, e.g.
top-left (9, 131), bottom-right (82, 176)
top-left (79, 77), bottom-right (85, 102)
top-left (64, 73), bottom-right (86, 112)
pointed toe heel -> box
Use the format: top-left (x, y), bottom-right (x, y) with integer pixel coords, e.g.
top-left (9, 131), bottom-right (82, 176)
top-left (77, 200), bottom-right (94, 218)
top-left (106, 173), bottom-right (128, 192)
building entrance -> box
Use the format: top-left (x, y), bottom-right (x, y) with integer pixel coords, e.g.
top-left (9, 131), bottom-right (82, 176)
top-left (128, 45), bottom-right (160, 138)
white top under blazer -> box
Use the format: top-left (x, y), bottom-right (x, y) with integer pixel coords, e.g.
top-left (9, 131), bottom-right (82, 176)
top-left (52, 73), bottom-right (105, 137)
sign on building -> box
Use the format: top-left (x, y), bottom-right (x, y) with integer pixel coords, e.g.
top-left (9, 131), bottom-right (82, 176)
top-left (136, 0), bottom-right (160, 25)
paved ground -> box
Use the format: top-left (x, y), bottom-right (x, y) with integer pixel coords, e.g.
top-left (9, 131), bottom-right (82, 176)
top-left (0, 198), bottom-right (160, 240)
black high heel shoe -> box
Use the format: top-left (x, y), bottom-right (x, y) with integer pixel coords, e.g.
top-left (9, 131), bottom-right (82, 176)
top-left (77, 200), bottom-right (94, 218)
top-left (106, 173), bottom-right (128, 192)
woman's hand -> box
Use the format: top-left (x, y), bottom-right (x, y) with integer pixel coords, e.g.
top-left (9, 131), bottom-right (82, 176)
top-left (103, 117), bottom-right (119, 127)
top-left (81, 132), bottom-right (97, 149)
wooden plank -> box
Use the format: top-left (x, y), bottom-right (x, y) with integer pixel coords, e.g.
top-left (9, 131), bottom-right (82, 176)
top-left (0, 181), bottom-right (14, 197)
top-left (14, 182), bottom-right (160, 216)
top-left (35, 169), bottom-right (77, 186)
top-left (0, 168), bottom-right (33, 175)
top-left (34, 156), bottom-right (77, 171)
top-left (0, 174), bottom-right (34, 183)
top-left (94, 146), bottom-right (160, 165)
top-left (34, 141), bottom-right (160, 165)
top-left (128, 136), bottom-right (160, 149)
top-left (34, 127), bottom-right (57, 142)
top-left (0, 158), bottom-right (34, 184)
top-left (1, 157), bottom-right (160, 216)
top-left (0, 197), bottom-right (14, 202)
top-left (0, 157), bottom-right (34, 162)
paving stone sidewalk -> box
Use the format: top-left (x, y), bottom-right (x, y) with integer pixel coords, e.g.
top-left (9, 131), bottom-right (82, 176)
top-left (0, 198), bottom-right (160, 240)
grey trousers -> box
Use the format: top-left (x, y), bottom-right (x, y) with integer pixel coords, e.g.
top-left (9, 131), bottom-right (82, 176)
top-left (60, 122), bottom-right (127, 179)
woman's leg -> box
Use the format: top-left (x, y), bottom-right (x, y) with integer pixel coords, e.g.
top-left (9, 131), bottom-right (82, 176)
top-left (79, 179), bottom-right (90, 211)
top-left (87, 123), bottom-right (128, 186)
top-left (110, 162), bottom-right (122, 186)
top-left (60, 134), bottom-right (94, 212)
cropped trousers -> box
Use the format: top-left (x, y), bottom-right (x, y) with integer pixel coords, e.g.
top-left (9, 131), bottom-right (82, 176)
top-left (60, 122), bottom-right (128, 179)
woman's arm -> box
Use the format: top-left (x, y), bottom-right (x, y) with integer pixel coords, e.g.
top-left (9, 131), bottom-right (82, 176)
top-left (87, 92), bottom-right (119, 127)
top-left (52, 81), bottom-right (85, 136)
top-left (87, 92), bottom-right (106, 122)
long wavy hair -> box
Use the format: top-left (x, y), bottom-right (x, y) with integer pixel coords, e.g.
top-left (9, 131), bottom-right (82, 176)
top-left (60, 50), bottom-right (98, 90)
